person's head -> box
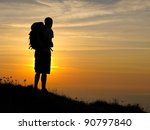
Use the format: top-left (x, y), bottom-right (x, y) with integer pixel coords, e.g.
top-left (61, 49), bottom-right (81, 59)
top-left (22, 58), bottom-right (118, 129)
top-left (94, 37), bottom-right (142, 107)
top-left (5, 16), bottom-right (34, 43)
top-left (44, 17), bottom-right (53, 28)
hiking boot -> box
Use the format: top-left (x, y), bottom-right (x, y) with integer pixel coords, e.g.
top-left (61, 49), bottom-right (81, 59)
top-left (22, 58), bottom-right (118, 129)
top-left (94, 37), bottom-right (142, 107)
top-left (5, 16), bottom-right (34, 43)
top-left (41, 88), bottom-right (49, 94)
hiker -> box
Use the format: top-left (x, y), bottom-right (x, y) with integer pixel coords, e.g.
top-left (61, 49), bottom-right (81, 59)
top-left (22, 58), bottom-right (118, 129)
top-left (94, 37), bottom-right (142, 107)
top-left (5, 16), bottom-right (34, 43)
top-left (32, 17), bottom-right (54, 92)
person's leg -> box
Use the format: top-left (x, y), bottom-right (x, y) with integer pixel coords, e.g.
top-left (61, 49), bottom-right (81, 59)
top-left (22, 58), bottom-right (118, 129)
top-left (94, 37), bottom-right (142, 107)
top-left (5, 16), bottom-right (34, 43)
top-left (41, 73), bottom-right (47, 90)
top-left (34, 72), bottom-right (40, 90)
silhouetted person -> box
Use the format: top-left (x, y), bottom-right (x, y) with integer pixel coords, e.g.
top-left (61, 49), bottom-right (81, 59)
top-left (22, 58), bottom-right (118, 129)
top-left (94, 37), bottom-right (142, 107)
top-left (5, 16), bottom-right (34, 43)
top-left (34, 17), bottom-right (54, 92)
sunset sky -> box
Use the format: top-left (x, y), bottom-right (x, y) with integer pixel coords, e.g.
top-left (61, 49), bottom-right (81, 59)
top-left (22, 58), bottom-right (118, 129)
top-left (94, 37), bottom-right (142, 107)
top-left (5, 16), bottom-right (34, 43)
top-left (0, 0), bottom-right (150, 111)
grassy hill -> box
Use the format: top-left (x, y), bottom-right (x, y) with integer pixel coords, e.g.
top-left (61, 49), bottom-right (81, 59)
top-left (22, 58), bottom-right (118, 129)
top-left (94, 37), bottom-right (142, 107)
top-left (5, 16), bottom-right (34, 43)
top-left (0, 83), bottom-right (145, 113)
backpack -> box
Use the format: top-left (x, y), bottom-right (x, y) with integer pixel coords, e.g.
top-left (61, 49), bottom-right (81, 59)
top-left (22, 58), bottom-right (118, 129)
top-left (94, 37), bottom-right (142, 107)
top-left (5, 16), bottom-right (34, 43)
top-left (29, 22), bottom-right (45, 49)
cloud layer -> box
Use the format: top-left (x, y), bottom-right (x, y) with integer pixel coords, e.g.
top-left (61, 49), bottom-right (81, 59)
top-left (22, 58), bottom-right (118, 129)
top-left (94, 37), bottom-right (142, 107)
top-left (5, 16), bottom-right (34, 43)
top-left (37, 0), bottom-right (150, 32)
top-left (0, 0), bottom-right (150, 46)
top-left (0, 0), bottom-right (150, 28)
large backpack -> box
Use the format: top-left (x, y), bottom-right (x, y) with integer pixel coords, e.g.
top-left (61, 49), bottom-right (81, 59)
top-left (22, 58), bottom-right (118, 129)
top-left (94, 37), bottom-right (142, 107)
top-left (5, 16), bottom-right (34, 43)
top-left (29, 22), bottom-right (45, 49)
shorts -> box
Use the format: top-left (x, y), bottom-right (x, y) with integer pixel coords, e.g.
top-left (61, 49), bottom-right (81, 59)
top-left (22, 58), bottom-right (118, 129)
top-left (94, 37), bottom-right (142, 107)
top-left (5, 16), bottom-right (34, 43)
top-left (34, 50), bottom-right (51, 74)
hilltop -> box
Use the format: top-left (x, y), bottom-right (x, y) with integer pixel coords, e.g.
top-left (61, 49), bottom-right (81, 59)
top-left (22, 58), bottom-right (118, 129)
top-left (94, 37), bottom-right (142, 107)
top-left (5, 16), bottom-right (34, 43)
top-left (0, 83), bottom-right (145, 113)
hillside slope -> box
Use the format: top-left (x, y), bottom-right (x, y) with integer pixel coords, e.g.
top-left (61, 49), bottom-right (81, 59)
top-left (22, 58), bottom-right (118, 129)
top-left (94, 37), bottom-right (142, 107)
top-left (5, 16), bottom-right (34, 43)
top-left (0, 83), bottom-right (145, 113)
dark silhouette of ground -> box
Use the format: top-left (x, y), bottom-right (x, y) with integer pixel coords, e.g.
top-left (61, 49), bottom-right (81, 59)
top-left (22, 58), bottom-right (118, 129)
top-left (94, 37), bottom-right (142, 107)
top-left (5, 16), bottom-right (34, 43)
top-left (0, 83), bottom-right (145, 113)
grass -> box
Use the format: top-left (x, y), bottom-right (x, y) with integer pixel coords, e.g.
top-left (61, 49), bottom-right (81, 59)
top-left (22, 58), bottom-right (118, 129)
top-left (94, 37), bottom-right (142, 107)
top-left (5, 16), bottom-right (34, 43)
top-left (0, 77), bottom-right (145, 113)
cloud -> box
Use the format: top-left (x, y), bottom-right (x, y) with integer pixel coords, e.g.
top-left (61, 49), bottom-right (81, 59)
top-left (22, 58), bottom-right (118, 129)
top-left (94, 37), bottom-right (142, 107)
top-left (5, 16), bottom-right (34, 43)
top-left (33, 0), bottom-right (150, 30)
top-left (0, 0), bottom-right (35, 3)
top-left (82, 0), bottom-right (121, 5)
top-left (36, 0), bottom-right (121, 5)
top-left (56, 19), bottom-right (120, 28)
top-left (35, 0), bottom-right (150, 21)
top-left (0, 2), bottom-right (49, 25)
top-left (0, 0), bottom-right (150, 30)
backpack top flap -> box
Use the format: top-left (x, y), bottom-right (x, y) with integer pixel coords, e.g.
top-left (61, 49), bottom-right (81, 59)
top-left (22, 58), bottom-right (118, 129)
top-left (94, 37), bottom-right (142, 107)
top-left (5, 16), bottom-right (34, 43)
top-left (29, 22), bottom-right (45, 49)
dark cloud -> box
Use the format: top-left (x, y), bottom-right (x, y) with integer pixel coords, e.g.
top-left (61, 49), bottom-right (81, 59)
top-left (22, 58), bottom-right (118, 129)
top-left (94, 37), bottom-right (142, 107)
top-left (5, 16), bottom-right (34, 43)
top-left (85, 0), bottom-right (121, 5)
top-left (36, 0), bottom-right (121, 5)
top-left (0, 0), bottom-right (35, 4)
